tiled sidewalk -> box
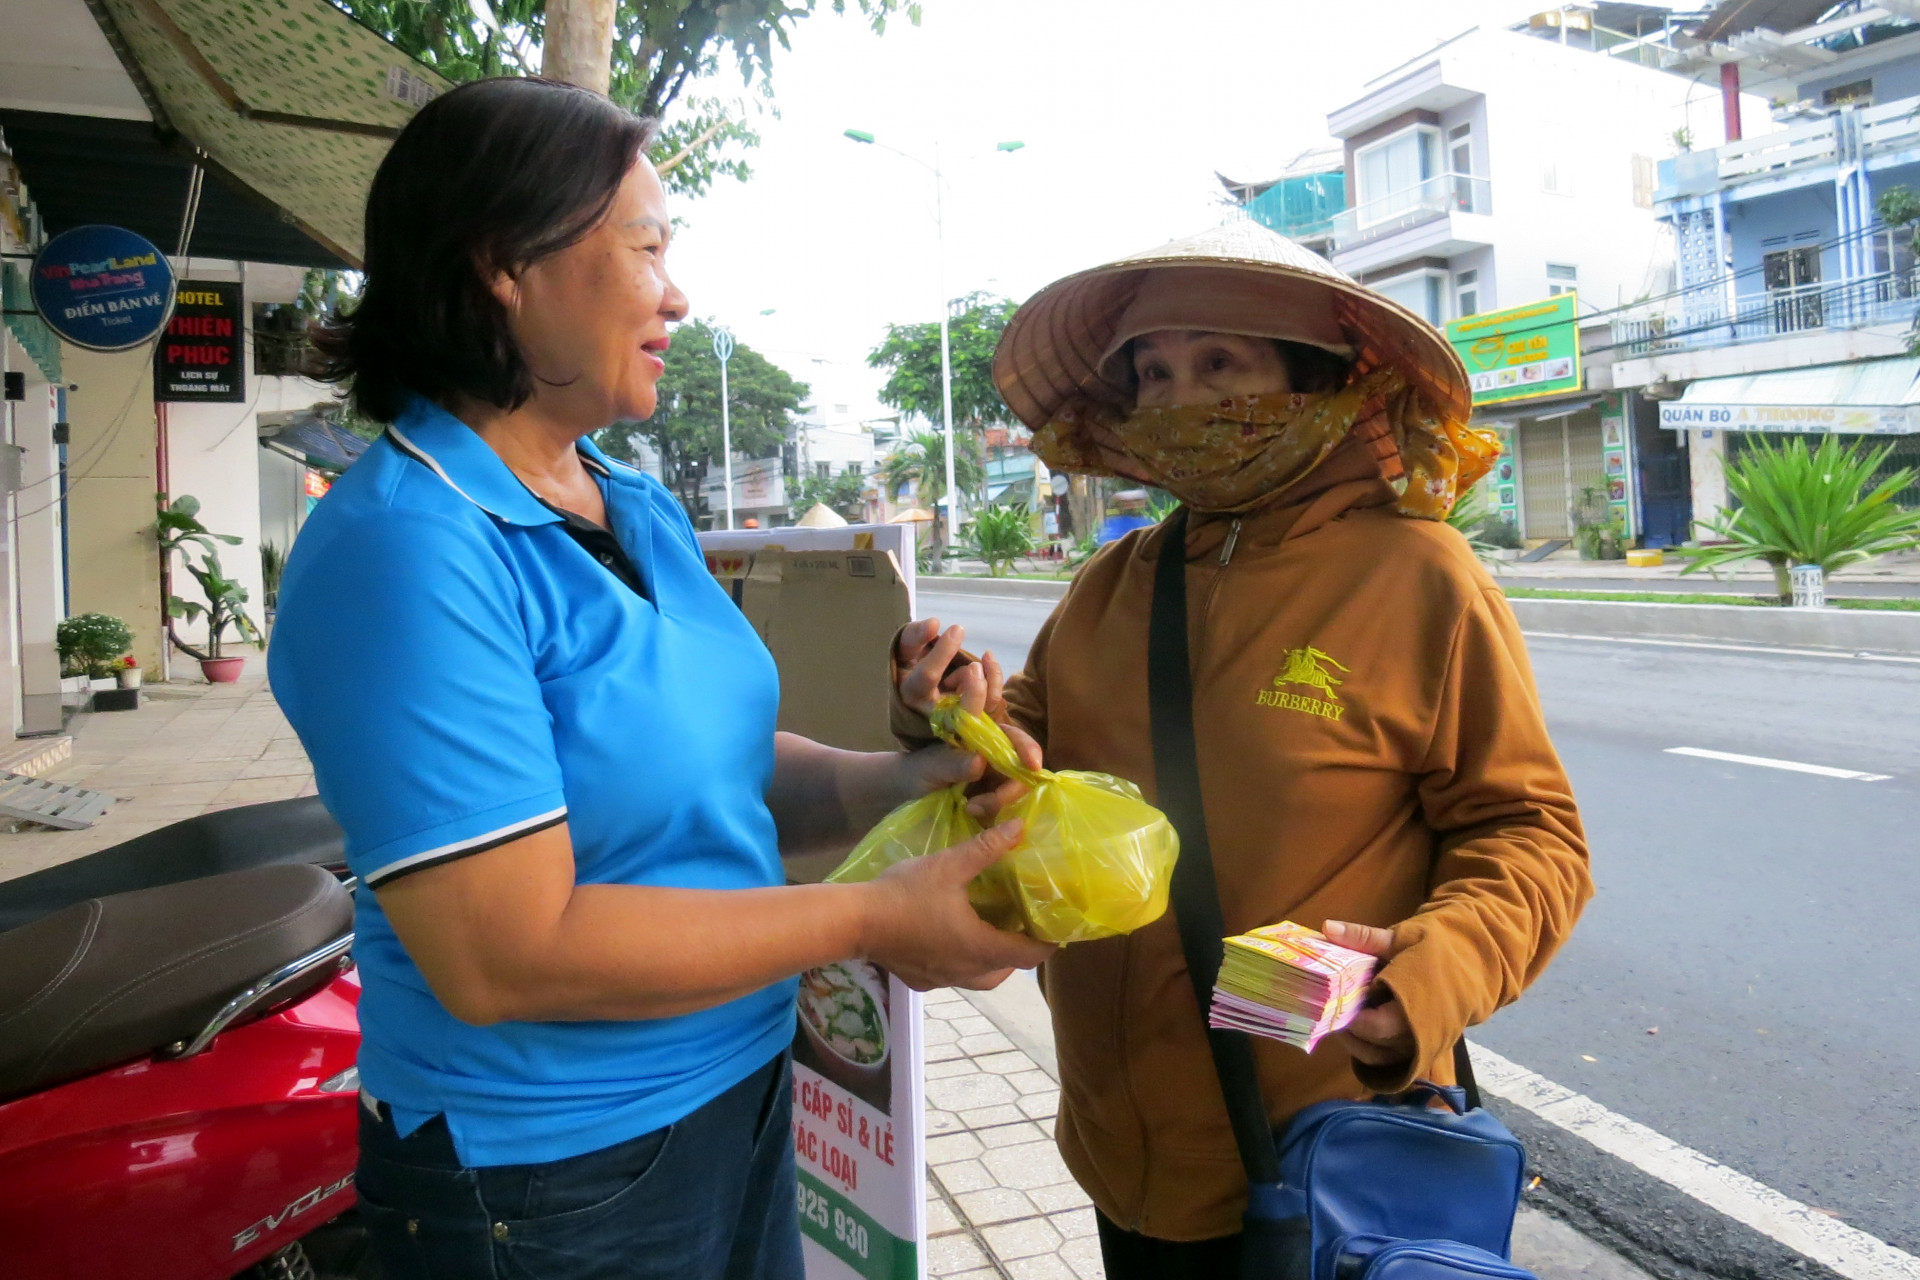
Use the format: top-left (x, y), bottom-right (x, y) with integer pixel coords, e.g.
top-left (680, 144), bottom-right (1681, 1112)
top-left (0, 655), bottom-right (313, 882)
top-left (921, 991), bottom-right (1103, 1279)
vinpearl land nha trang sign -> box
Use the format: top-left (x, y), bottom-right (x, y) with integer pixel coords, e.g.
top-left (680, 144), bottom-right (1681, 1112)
top-left (30, 225), bottom-right (177, 352)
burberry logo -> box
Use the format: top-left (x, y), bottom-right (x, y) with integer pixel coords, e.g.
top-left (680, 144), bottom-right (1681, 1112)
top-left (1255, 688), bottom-right (1347, 721)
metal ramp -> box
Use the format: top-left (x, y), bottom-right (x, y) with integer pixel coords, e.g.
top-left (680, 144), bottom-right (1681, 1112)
top-left (0, 772), bottom-right (116, 830)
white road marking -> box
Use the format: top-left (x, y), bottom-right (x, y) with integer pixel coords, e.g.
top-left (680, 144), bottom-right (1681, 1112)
top-left (1664, 746), bottom-right (1891, 782)
top-left (1521, 630), bottom-right (1920, 665)
top-left (1470, 1043), bottom-right (1920, 1280)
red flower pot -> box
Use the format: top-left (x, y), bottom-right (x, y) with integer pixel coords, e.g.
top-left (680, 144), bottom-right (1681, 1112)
top-left (200, 656), bottom-right (246, 683)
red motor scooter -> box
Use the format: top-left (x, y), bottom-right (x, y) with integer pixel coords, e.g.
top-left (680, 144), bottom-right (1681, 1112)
top-left (0, 798), bottom-right (371, 1279)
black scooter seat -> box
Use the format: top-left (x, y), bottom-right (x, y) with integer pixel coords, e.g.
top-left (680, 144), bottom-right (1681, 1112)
top-left (0, 862), bottom-right (353, 1099)
top-left (0, 797), bottom-right (345, 933)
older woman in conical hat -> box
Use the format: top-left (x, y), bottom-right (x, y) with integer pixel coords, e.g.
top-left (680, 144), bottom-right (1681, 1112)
top-left (897, 221), bottom-right (1592, 1277)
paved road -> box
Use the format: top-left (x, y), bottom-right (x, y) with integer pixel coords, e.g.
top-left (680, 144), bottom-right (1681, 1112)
top-left (920, 588), bottom-right (1920, 1272)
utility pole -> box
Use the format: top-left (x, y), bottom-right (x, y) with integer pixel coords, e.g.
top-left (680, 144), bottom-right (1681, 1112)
top-left (933, 142), bottom-right (959, 558)
top-left (713, 327), bottom-right (737, 530)
top-left (543, 0), bottom-right (615, 95)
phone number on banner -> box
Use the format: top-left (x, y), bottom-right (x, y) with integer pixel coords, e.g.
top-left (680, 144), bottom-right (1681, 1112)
top-left (796, 1169), bottom-right (915, 1280)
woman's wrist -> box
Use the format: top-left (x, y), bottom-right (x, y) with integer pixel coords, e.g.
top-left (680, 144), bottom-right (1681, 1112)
top-left (847, 878), bottom-right (897, 963)
top-left (842, 748), bottom-right (931, 826)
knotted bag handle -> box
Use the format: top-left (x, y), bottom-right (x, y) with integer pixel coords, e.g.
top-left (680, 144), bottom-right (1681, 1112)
top-left (1146, 508), bottom-right (1480, 1193)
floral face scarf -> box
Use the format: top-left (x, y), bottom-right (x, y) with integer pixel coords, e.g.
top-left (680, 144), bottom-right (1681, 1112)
top-left (1032, 366), bottom-right (1500, 519)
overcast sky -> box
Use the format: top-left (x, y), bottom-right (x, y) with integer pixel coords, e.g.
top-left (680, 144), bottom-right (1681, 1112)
top-left (661, 0), bottom-right (1545, 413)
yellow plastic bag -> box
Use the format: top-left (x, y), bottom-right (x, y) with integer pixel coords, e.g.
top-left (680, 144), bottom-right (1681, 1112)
top-left (827, 698), bottom-right (1179, 944)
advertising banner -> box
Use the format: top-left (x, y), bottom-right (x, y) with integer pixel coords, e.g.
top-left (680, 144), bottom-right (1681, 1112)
top-left (30, 225), bottom-right (176, 352)
top-left (156, 281), bottom-right (246, 402)
top-left (1657, 401), bottom-right (1918, 434)
top-left (792, 962), bottom-right (922, 1280)
top-left (1598, 392), bottom-right (1635, 533)
top-left (1446, 293), bottom-right (1582, 405)
top-left (696, 520), bottom-right (926, 1280)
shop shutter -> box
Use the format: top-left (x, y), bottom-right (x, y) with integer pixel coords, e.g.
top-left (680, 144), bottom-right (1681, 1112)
top-left (1520, 422), bottom-right (1569, 537)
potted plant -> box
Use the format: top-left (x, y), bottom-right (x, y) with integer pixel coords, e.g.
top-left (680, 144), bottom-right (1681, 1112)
top-left (116, 656), bottom-right (142, 690)
top-left (56, 612), bottom-right (133, 687)
top-left (1677, 435), bottom-right (1920, 603)
top-left (155, 495), bottom-right (262, 683)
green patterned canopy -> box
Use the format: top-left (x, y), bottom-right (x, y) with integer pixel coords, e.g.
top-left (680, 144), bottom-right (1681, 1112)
top-left (96, 0), bottom-right (452, 264)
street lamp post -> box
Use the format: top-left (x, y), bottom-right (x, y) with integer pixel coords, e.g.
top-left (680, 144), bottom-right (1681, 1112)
top-left (712, 326), bottom-right (737, 531)
top-left (844, 130), bottom-right (1023, 556)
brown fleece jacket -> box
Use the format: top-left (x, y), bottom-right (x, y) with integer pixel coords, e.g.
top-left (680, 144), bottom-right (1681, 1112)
top-left (993, 436), bottom-right (1592, 1241)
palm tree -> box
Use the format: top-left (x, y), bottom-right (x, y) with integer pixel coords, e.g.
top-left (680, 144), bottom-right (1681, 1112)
top-left (880, 431), bottom-right (986, 570)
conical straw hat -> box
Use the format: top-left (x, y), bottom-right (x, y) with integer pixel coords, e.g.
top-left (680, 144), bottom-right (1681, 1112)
top-left (794, 502), bottom-right (850, 528)
top-left (993, 219), bottom-right (1470, 430)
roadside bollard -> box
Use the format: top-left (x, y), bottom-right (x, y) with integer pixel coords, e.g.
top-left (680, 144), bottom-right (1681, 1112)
top-left (1789, 564), bottom-right (1825, 609)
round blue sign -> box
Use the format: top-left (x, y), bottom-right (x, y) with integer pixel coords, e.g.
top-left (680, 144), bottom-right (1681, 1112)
top-left (31, 225), bottom-right (177, 352)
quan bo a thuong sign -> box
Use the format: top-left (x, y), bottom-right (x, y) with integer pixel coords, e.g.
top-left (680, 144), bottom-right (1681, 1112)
top-left (1658, 401), bottom-right (1919, 435)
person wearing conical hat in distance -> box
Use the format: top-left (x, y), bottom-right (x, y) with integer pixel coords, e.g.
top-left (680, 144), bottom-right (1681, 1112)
top-left (893, 221), bottom-right (1593, 1276)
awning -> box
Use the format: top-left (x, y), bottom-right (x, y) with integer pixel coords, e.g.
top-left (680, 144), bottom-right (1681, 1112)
top-left (1, 109), bottom-right (348, 268)
top-left (259, 409), bottom-right (368, 472)
top-left (84, 0), bottom-right (452, 265)
top-left (1656, 359), bottom-right (1920, 435)
top-left (986, 477), bottom-right (1035, 507)
top-left (1472, 394), bottom-right (1601, 428)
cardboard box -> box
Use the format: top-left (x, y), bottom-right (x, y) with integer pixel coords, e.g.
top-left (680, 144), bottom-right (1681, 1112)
top-left (739, 548), bottom-right (909, 754)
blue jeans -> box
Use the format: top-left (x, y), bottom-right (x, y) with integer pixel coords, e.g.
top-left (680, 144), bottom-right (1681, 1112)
top-left (355, 1051), bottom-right (803, 1279)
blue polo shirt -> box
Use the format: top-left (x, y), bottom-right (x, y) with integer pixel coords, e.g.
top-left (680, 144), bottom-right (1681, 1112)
top-left (268, 397), bottom-right (794, 1167)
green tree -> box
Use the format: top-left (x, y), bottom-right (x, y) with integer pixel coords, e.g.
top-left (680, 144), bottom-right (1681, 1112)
top-left (867, 292), bottom-right (1020, 433)
top-left (878, 430), bottom-right (985, 568)
top-left (595, 319), bottom-right (807, 522)
top-left (791, 471), bottom-right (868, 521)
top-left (330, 0), bottom-right (919, 197)
top-left (1677, 435), bottom-right (1920, 601)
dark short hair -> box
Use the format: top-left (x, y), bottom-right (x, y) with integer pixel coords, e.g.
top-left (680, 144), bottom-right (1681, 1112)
top-left (312, 78), bottom-right (658, 423)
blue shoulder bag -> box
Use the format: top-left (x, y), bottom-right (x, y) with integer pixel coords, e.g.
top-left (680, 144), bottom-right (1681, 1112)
top-left (1147, 509), bottom-right (1537, 1280)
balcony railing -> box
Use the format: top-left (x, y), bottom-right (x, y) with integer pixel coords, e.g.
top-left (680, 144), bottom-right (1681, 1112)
top-left (1687, 97), bottom-right (1920, 194)
top-left (1609, 269), bottom-right (1920, 359)
top-left (1329, 174), bottom-right (1490, 251)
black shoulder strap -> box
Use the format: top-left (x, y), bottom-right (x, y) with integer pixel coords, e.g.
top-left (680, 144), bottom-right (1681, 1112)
top-left (1147, 508), bottom-right (1283, 1185)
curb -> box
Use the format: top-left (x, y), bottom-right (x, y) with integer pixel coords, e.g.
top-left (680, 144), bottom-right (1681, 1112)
top-left (1506, 598), bottom-right (1920, 655)
top-left (921, 576), bottom-right (1070, 601)
top-left (921, 577), bottom-right (1920, 656)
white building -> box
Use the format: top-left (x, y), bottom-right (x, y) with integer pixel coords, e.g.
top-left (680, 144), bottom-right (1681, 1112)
top-left (1267, 11), bottom-right (1775, 543)
top-left (1, 0), bottom-right (429, 755)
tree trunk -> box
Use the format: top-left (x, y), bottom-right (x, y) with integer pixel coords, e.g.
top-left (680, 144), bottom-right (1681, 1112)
top-left (928, 513), bottom-right (946, 575)
top-left (543, 0), bottom-right (616, 95)
top-left (1067, 475), bottom-right (1105, 544)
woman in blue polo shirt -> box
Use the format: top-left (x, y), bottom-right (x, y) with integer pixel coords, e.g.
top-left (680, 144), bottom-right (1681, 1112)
top-left (269, 78), bottom-right (1052, 1280)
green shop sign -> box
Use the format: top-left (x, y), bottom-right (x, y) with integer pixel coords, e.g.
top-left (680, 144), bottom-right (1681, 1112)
top-left (1446, 293), bottom-right (1581, 406)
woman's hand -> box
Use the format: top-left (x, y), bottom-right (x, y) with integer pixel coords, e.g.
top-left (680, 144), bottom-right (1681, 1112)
top-left (859, 820), bottom-right (1055, 991)
top-left (895, 618), bottom-right (1007, 719)
top-left (1323, 920), bottom-right (1417, 1069)
top-left (894, 619), bottom-right (1042, 821)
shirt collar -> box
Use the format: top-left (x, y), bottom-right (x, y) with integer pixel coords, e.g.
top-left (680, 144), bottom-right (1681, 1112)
top-left (385, 397), bottom-right (643, 528)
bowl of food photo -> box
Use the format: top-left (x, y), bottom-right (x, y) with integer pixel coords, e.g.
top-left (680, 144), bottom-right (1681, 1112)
top-left (796, 961), bottom-right (890, 1099)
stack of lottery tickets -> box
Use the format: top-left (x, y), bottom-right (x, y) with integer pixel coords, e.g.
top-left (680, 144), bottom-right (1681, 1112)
top-left (1209, 921), bottom-right (1378, 1051)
